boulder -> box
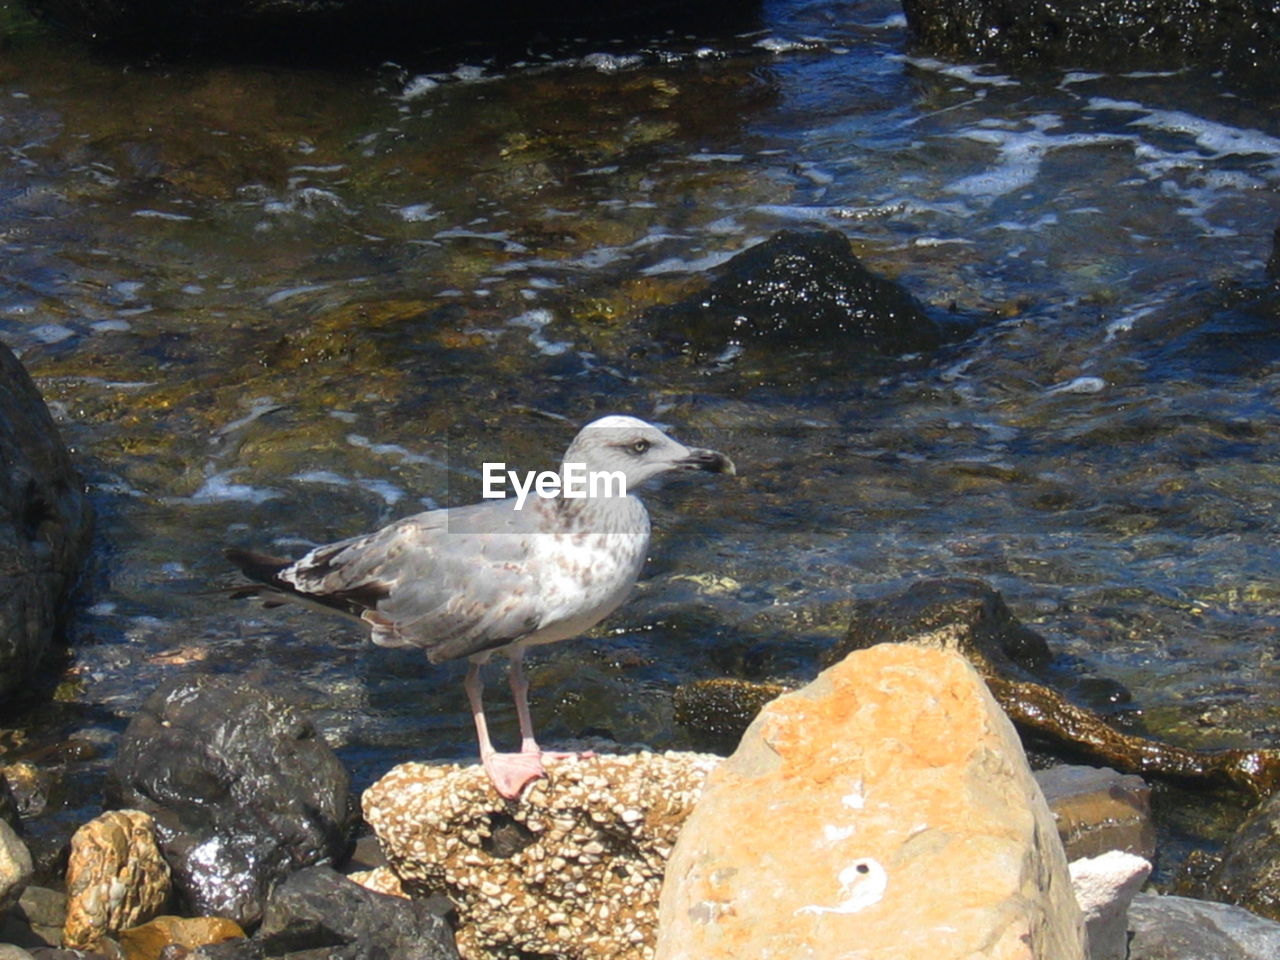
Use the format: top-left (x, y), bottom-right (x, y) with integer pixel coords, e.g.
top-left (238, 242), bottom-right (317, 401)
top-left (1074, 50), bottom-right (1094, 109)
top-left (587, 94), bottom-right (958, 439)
top-left (1128, 892), bottom-right (1280, 960)
top-left (0, 818), bottom-right (33, 914)
top-left (0, 341), bottom-right (93, 702)
top-left (106, 675), bottom-right (354, 928)
top-left (901, 0), bottom-right (1280, 80)
top-left (656, 643), bottom-right (1086, 960)
top-left (63, 810), bottom-right (171, 948)
top-left (363, 752), bottom-right (718, 960)
top-left (1034, 765), bottom-right (1156, 862)
top-left (256, 865), bottom-right (457, 960)
top-left (647, 228), bottom-right (942, 369)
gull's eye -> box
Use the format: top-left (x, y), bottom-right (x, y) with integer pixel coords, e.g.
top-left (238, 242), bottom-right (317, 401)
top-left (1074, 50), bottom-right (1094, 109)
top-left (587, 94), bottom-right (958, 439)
top-left (631, 438), bottom-right (651, 455)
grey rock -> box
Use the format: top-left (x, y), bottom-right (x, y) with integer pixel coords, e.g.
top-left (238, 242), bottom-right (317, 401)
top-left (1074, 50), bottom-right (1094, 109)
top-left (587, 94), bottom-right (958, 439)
top-left (15, 884), bottom-right (67, 928)
top-left (0, 818), bottom-right (34, 913)
top-left (107, 675), bottom-right (354, 929)
top-left (0, 341), bottom-right (93, 701)
top-left (1128, 892), bottom-right (1280, 960)
top-left (258, 865), bottom-right (458, 960)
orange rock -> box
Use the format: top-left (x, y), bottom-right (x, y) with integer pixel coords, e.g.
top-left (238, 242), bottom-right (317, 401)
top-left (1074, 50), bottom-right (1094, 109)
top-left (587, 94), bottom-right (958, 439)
top-left (656, 643), bottom-right (1086, 960)
top-left (117, 915), bottom-right (245, 960)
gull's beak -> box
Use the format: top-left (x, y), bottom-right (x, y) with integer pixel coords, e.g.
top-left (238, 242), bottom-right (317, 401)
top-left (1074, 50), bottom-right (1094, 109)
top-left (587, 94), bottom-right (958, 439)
top-left (675, 447), bottom-right (736, 476)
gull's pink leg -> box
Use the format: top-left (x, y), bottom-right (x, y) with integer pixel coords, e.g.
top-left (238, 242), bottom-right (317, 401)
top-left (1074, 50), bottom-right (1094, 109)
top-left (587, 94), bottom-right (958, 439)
top-left (508, 648), bottom-right (592, 763)
top-left (465, 658), bottom-right (544, 800)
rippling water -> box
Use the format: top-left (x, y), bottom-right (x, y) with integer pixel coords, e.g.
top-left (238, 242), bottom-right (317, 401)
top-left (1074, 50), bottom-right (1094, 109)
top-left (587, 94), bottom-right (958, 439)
top-left (3, 0), bottom-right (1279, 871)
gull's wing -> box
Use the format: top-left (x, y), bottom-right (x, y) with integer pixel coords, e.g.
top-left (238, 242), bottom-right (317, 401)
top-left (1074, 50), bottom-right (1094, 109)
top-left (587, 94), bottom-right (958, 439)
top-left (269, 499), bottom-right (551, 663)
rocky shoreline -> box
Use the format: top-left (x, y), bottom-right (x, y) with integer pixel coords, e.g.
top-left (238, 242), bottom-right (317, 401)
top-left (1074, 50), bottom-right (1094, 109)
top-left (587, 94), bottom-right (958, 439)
top-left (6, 641), bottom-right (1280, 959)
top-left (7, 301), bottom-right (1280, 957)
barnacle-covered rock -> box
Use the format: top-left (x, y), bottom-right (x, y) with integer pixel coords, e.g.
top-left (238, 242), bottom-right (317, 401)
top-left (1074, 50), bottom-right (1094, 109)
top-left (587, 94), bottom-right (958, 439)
top-left (64, 810), bottom-right (170, 948)
top-left (363, 752), bottom-right (718, 960)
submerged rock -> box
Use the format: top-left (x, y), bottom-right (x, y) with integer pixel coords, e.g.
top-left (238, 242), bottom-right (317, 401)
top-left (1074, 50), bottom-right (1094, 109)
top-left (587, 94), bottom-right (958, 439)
top-left (646, 228), bottom-right (942, 369)
top-left (657, 644), bottom-right (1086, 959)
top-left (363, 752), bottom-right (717, 960)
top-left (256, 865), bottom-right (457, 960)
top-left (901, 0), bottom-right (1280, 80)
top-left (106, 676), bottom-right (354, 929)
top-left (0, 342), bottom-right (93, 702)
top-left (63, 810), bottom-right (170, 949)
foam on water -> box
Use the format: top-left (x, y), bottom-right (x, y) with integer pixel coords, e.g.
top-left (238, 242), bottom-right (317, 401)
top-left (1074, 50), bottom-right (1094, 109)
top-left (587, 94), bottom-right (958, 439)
top-left (944, 114), bottom-right (1132, 200)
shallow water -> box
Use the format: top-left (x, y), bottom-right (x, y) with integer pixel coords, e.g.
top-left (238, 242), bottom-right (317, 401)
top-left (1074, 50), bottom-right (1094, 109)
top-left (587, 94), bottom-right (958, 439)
top-left (3, 0), bottom-right (1279, 876)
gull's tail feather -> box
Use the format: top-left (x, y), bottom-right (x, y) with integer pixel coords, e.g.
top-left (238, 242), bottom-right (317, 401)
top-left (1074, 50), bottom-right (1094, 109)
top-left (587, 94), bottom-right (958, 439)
top-left (225, 547), bottom-right (292, 587)
top-left (224, 546), bottom-right (367, 623)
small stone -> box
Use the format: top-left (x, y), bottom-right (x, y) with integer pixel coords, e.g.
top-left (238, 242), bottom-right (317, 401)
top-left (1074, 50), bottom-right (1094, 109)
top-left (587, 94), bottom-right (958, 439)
top-left (0, 819), bottom-right (33, 914)
top-left (117, 915), bottom-right (245, 960)
top-left (64, 810), bottom-right (170, 949)
top-left (1069, 852), bottom-right (1151, 960)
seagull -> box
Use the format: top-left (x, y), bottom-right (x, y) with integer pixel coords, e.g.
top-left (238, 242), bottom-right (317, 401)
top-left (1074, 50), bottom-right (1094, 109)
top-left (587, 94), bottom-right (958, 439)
top-left (226, 415), bottom-right (734, 799)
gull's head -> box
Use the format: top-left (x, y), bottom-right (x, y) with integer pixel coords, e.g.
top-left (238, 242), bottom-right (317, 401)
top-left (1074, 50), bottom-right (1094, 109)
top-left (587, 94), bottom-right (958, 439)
top-left (562, 415), bottom-right (735, 490)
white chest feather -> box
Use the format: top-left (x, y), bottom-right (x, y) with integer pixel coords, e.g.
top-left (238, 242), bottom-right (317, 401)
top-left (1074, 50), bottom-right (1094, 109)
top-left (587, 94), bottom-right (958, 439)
top-left (524, 496), bottom-right (650, 644)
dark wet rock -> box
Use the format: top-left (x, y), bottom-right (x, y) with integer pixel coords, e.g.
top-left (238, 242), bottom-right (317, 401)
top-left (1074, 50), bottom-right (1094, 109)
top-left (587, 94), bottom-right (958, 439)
top-left (256, 865), bottom-right (459, 960)
top-left (646, 228), bottom-right (942, 368)
top-left (833, 576), bottom-right (1053, 675)
top-left (676, 577), bottom-right (1280, 798)
top-left (106, 675), bottom-right (355, 930)
top-left (1033, 765), bottom-right (1156, 862)
top-left (1128, 892), bottom-right (1280, 959)
top-left (0, 774), bottom-right (20, 833)
top-left (901, 0), bottom-right (1280, 80)
top-left (0, 342), bottom-right (93, 704)
top-left (671, 677), bottom-right (787, 749)
top-left (1, 762), bottom-right (51, 820)
top-left (1189, 789), bottom-right (1280, 922)
top-left (22, 0), bottom-right (758, 58)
